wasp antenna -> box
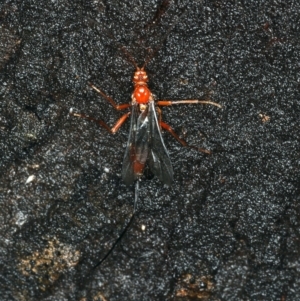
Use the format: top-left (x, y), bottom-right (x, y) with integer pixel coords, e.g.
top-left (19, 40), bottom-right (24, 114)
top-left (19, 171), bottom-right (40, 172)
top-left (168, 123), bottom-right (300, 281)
top-left (87, 18), bottom-right (139, 70)
top-left (144, 0), bottom-right (172, 30)
top-left (142, 9), bottom-right (188, 69)
top-left (120, 46), bottom-right (139, 69)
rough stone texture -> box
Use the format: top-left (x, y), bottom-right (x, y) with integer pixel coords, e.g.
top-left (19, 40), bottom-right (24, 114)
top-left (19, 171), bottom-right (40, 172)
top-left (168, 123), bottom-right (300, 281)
top-left (0, 0), bottom-right (299, 300)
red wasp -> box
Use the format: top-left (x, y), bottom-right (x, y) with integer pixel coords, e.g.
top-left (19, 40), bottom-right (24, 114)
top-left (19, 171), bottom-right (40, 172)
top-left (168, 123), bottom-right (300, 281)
top-left (70, 13), bottom-right (222, 270)
top-left (70, 58), bottom-right (221, 268)
top-left (71, 55), bottom-right (221, 186)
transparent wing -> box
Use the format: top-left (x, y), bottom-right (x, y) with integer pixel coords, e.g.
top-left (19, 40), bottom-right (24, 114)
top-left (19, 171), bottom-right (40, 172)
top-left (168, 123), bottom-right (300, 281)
top-left (121, 104), bottom-right (149, 185)
top-left (148, 101), bottom-right (173, 185)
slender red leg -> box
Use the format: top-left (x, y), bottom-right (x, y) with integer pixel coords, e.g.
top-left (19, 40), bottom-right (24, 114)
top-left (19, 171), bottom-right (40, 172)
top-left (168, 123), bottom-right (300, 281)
top-left (88, 82), bottom-right (131, 111)
top-left (156, 98), bottom-right (221, 153)
top-left (157, 99), bottom-right (222, 108)
top-left (70, 110), bottom-right (130, 134)
top-left (159, 121), bottom-right (211, 154)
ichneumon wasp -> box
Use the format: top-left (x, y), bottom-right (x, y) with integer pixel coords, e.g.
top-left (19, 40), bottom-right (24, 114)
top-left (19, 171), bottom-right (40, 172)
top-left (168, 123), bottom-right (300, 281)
top-left (70, 54), bottom-right (221, 186)
top-left (70, 8), bottom-right (221, 269)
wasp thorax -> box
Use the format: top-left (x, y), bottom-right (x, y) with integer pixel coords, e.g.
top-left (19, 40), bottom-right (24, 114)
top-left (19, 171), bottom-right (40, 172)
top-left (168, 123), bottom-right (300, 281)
top-left (133, 85), bottom-right (150, 104)
top-left (132, 68), bottom-right (150, 104)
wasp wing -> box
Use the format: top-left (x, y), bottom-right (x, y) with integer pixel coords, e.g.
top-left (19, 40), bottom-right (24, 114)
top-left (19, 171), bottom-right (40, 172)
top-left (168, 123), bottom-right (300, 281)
top-left (121, 103), bottom-right (150, 185)
top-left (148, 101), bottom-right (173, 185)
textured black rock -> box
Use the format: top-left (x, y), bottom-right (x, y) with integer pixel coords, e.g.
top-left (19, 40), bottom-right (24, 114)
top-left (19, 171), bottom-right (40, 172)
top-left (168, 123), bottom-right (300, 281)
top-left (0, 0), bottom-right (299, 300)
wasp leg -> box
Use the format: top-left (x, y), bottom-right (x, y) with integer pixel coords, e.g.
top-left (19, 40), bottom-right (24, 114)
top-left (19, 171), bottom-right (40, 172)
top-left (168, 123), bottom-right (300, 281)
top-left (159, 120), bottom-right (211, 154)
top-left (70, 110), bottom-right (130, 134)
top-left (157, 99), bottom-right (221, 108)
top-left (88, 82), bottom-right (131, 110)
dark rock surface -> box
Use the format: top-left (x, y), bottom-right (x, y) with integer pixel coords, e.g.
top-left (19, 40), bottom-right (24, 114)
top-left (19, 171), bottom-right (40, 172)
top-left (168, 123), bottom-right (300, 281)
top-left (0, 0), bottom-right (299, 300)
